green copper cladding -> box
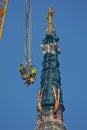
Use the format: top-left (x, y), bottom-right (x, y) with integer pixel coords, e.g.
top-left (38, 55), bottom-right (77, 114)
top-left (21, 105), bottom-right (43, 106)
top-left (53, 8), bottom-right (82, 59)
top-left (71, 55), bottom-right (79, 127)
top-left (37, 32), bottom-right (65, 112)
top-left (41, 34), bottom-right (62, 104)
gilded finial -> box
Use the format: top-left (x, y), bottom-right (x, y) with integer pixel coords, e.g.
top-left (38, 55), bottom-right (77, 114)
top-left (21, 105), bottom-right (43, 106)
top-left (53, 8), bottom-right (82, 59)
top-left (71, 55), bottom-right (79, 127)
top-left (46, 7), bottom-right (55, 29)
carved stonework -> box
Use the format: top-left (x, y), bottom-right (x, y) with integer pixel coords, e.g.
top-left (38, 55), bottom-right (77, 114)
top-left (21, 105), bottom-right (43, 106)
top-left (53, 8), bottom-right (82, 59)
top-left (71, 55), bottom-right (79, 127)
top-left (35, 119), bottom-right (66, 130)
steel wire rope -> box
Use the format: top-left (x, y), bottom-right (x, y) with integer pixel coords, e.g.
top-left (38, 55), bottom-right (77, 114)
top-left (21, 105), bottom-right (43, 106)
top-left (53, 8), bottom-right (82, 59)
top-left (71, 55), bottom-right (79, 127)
top-left (25, 0), bottom-right (32, 64)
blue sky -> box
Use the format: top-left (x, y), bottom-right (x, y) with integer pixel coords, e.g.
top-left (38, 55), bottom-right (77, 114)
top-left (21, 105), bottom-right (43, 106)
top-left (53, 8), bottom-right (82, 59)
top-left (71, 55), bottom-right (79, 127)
top-left (0, 0), bottom-right (87, 130)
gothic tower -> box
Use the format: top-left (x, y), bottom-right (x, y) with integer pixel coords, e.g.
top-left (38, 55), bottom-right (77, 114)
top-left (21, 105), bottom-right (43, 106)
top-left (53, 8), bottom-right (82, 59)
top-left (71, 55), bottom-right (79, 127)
top-left (35, 7), bottom-right (66, 130)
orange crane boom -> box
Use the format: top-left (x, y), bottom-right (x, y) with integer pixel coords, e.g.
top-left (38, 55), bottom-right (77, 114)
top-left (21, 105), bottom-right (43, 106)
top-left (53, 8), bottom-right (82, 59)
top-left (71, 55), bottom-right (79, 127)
top-left (0, 0), bottom-right (8, 39)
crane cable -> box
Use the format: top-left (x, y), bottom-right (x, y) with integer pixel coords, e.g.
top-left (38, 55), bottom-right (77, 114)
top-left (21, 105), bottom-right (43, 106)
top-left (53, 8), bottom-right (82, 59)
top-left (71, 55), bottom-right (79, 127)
top-left (25, 0), bottom-right (32, 71)
top-left (19, 0), bottom-right (36, 85)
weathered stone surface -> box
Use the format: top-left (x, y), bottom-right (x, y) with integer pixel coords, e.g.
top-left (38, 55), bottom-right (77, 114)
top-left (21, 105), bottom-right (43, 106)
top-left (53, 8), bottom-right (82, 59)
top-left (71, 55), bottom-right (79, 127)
top-left (35, 119), bottom-right (66, 130)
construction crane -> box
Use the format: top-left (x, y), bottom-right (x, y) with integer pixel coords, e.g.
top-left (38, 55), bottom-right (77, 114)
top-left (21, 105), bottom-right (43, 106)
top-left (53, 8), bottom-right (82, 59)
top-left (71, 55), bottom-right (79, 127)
top-left (0, 0), bottom-right (8, 39)
top-left (19, 0), bottom-right (36, 86)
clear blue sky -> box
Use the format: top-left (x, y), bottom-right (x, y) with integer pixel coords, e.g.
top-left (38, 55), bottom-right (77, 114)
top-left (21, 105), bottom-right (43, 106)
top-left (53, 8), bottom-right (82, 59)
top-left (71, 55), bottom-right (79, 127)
top-left (0, 0), bottom-right (87, 130)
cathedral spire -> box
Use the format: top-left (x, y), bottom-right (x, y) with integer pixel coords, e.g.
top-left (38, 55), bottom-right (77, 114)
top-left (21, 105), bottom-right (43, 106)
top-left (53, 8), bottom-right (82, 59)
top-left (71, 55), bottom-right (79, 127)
top-left (35, 7), bottom-right (66, 130)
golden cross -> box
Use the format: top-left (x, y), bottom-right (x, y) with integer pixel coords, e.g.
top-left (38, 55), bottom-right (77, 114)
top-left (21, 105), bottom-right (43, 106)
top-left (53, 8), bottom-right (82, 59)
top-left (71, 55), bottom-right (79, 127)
top-left (46, 7), bottom-right (55, 29)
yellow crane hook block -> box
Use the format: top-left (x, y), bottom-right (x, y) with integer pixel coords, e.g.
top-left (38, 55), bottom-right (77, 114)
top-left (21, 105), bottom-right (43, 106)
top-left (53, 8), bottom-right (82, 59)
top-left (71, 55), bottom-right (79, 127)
top-left (0, 0), bottom-right (8, 39)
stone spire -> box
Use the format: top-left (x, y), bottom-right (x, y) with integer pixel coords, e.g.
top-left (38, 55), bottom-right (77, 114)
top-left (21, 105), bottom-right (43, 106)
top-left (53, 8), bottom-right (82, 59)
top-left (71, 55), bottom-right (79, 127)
top-left (35, 7), bottom-right (66, 130)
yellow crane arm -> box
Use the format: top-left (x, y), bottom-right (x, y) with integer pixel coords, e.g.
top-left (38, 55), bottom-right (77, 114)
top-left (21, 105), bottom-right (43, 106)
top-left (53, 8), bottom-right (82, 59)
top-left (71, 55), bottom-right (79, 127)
top-left (0, 0), bottom-right (8, 39)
